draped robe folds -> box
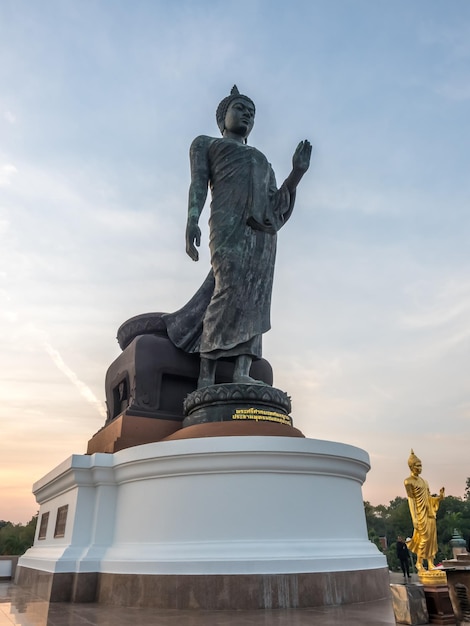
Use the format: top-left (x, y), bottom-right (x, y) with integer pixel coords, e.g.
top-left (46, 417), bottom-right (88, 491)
top-left (405, 475), bottom-right (440, 560)
top-left (163, 136), bottom-right (295, 359)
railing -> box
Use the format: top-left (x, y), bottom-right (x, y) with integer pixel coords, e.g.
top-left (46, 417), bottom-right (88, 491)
top-left (0, 556), bottom-right (19, 580)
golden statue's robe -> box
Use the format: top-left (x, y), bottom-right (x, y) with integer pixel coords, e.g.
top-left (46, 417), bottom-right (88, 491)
top-left (405, 474), bottom-right (440, 560)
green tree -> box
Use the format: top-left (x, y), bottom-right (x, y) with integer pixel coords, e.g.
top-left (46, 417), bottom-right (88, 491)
top-left (0, 515), bottom-right (37, 556)
top-left (364, 501), bottom-right (382, 549)
top-left (365, 488), bottom-right (470, 570)
top-left (436, 496), bottom-right (470, 561)
top-left (364, 498), bottom-right (412, 570)
top-left (387, 497), bottom-right (413, 540)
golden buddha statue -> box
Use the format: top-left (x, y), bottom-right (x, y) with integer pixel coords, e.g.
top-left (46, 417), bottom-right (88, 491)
top-left (405, 450), bottom-right (446, 584)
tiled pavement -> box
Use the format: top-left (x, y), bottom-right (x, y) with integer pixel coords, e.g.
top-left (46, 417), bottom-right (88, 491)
top-left (0, 574), bottom-right (446, 626)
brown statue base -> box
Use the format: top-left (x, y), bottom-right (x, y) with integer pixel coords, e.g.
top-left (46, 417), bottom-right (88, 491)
top-left (443, 555), bottom-right (470, 625)
top-left (422, 583), bottom-right (455, 625)
top-left (164, 420), bottom-right (304, 441)
top-left (86, 413), bottom-right (182, 454)
top-left (87, 411), bottom-right (304, 454)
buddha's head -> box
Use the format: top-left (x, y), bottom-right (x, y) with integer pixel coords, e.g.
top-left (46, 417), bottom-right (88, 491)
top-left (408, 449), bottom-right (422, 475)
top-left (216, 85), bottom-right (255, 140)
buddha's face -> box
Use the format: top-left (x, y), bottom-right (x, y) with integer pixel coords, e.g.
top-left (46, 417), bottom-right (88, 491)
top-left (411, 460), bottom-right (422, 475)
top-left (224, 97), bottom-right (255, 138)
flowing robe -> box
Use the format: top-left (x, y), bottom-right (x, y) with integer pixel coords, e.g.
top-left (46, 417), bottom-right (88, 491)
top-left (405, 475), bottom-right (440, 561)
top-left (163, 135), bottom-right (295, 359)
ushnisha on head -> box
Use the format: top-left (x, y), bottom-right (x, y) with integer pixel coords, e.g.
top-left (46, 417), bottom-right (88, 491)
top-left (216, 85), bottom-right (256, 141)
top-left (408, 449), bottom-right (422, 474)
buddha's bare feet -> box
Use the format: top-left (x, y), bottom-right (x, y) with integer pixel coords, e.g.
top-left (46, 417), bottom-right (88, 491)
top-left (232, 374), bottom-right (268, 385)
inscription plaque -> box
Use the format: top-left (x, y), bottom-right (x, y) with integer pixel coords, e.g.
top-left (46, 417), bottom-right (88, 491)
top-left (54, 505), bottom-right (69, 538)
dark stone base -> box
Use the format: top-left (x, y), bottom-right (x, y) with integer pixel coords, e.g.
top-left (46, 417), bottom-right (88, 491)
top-left (15, 566), bottom-right (391, 609)
top-left (423, 584), bottom-right (456, 625)
top-left (390, 583), bottom-right (429, 625)
top-left (443, 569), bottom-right (470, 625)
top-left (105, 334), bottom-right (273, 424)
top-left (15, 567), bottom-right (97, 603)
top-left (183, 383), bottom-right (292, 428)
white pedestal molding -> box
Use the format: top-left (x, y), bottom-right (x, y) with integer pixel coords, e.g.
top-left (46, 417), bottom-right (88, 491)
top-left (16, 437), bottom-right (390, 609)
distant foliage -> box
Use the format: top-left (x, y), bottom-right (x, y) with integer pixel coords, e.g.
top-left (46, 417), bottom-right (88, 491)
top-left (0, 515), bottom-right (37, 555)
top-left (365, 486), bottom-right (470, 571)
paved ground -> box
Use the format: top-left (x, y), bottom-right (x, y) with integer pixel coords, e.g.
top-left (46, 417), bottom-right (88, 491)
top-left (389, 570), bottom-right (419, 585)
top-left (0, 574), bottom-right (456, 626)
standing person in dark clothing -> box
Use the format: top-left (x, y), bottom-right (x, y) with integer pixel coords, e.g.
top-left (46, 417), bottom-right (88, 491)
top-left (397, 535), bottom-right (411, 581)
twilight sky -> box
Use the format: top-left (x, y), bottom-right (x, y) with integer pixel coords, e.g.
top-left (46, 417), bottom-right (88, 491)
top-left (1, 0), bottom-right (469, 523)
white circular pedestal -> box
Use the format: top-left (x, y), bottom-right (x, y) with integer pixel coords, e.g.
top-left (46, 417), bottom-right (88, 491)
top-left (105, 436), bottom-right (382, 574)
top-left (17, 436), bottom-right (389, 608)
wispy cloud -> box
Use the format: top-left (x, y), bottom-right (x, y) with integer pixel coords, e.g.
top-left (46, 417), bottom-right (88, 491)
top-left (1, 0), bottom-right (470, 521)
top-left (43, 342), bottom-right (107, 419)
top-left (419, 22), bottom-right (470, 60)
top-left (0, 219), bottom-right (9, 235)
top-left (400, 279), bottom-right (470, 330)
top-left (435, 79), bottom-right (470, 102)
top-left (0, 164), bottom-right (18, 186)
top-left (400, 303), bottom-right (467, 330)
top-left (4, 110), bottom-right (16, 124)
